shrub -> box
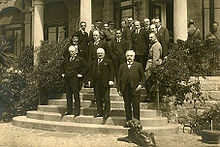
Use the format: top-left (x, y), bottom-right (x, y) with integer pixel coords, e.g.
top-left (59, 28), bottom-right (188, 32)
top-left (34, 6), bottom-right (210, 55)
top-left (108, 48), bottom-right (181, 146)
top-left (148, 40), bottom-right (219, 119)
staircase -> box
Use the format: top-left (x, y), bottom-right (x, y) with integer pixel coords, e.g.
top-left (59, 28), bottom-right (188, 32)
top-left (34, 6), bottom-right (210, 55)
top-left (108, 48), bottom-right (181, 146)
top-left (12, 88), bottom-right (179, 135)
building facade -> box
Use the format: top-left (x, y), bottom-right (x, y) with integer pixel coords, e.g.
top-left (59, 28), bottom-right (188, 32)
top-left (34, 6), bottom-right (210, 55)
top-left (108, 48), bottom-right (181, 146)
top-left (0, 0), bottom-right (219, 58)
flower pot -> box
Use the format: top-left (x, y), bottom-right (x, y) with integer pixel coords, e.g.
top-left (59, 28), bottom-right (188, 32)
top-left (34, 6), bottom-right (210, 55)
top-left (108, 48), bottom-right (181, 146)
top-left (202, 129), bottom-right (220, 144)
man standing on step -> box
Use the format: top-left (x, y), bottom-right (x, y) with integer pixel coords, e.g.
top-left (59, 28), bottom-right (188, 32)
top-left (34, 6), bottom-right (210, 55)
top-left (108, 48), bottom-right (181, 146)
top-left (61, 45), bottom-right (88, 117)
top-left (88, 48), bottom-right (114, 120)
top-left (117, 50), bottom-right (145, 127)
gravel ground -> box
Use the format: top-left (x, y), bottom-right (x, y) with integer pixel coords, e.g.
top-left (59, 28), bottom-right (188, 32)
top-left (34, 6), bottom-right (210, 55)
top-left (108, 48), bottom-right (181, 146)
top-left (0, 122), bottom-right (219, 147)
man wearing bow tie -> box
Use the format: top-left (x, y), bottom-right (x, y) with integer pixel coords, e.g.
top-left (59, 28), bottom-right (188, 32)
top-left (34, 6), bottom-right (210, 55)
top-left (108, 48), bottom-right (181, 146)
top-left (117, 50), bottom-right (145, 125)
top-left (88, 48), bottom-right (114, 119)
top-left (61, 45), bottom-right (88, 117)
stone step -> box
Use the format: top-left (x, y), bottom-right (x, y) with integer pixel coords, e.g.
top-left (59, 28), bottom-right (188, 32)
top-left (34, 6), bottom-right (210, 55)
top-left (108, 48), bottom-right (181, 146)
top-left (27, 111), bottom-right (168, 127)
top-left (58, 93), bottom-right (148, 102)
top-left (80, 88), bottom-right (147, 95)
top-left (37, 105), bottom-right (162, 118)
top-left (13, 116), bottom-right (179, 135)
top-left (48, 99), bottom-right (155, 109)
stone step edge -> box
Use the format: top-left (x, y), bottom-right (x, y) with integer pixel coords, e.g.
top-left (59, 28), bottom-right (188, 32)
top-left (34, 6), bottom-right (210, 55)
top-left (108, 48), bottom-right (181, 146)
top-left (48, 99), bottom-right (155, 104)
top-left (38, 105), bottom-right (161, 112)
top-left (27, 111), bottom-right (167, 121)
top-left (13, 116), bottom-right (179, 132)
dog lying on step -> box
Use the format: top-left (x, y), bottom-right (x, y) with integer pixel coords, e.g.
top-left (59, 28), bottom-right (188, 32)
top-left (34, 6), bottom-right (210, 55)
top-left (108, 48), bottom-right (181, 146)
top-left (118, 118), bottom-right (156, 147)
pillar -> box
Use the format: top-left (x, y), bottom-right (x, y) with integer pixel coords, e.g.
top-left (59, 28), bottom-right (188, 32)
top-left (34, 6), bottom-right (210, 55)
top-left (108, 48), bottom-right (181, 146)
top-left (80, 0), bottom-right (92, 32)
top-left (33, 0), bottom-right (44, 66)
top-left (173, 0), bottom-right (187, 42)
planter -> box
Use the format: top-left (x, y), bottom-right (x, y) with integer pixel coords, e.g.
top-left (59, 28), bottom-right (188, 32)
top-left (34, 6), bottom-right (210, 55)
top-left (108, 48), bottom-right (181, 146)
top-left (202, 130), bottom-right (220, 144)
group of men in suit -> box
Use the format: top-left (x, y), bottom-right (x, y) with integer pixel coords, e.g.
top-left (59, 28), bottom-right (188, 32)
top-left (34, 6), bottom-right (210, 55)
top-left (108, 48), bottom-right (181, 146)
top-left (61, 18), bottom-right (170, 125)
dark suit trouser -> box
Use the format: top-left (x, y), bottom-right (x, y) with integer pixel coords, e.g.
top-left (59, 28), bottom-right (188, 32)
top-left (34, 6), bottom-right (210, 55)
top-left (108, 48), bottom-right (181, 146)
top-left (94, 79), bottom-right (110, 116)
top-left (66, 79), bottom-right (80, 115)
top-left (122, 83), bottom-right (140, 121)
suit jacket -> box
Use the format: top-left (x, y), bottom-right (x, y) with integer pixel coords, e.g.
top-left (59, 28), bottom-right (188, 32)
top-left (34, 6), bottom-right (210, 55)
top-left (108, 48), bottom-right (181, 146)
top-left (89, 57), bottom-right (114, 87)
top-left (147, 41), bottom-right (162, 69)
top-left (89, 39), bottom-right (113, 62)
top-left (61, 55), bottom-right (88, 77)
top-left (76, 30), bottom-right (89, 46)
top-left (156, 26), bottom-right (169, 57)
top-left (131, 29), bottom-right (149, 55)
top-left (123, 26), bottom-right (135, 49)
top-left (110, 38), bottom-right (129, 56)
top-left (117, 61), bottom-right (145, 93)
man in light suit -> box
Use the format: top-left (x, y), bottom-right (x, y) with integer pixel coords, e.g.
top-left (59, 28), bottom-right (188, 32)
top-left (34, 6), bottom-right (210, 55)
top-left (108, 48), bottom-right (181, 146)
top-left (88, 48), bottom-right (114, 120)
top-left (155, 19), bottom-right (169, 59)
top-left (117, 50), bottom-right (145, 126)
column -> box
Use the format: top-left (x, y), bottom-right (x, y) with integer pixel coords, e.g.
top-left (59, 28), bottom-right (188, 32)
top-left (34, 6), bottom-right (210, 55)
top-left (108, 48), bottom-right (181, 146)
top-left (80, 0), bottom-right (92, 32)
top-left (173, 0), bottom-right (187, 42)
top-left (33, 0), bottom-right (44, 66)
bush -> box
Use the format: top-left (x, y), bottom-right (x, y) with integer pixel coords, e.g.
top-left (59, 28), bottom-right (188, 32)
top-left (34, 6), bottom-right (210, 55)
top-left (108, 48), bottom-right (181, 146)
top-left (191, 103), bottom-right (220, 134)
top-left (147, 40), bottom-right (219, 120)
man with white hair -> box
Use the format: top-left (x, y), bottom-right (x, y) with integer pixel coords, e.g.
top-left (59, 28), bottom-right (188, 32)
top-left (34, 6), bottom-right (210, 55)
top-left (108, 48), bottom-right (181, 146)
top-left (61, 45), bottom-right (88, 117)
top-left (88, 48), bottom-right (114, 119)
top-left (117, 50), bottom-right (145, 126)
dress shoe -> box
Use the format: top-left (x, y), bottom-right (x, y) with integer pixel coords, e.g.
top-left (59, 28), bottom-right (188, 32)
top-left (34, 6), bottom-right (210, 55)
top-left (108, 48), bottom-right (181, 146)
top-left (94, 114), bottom-right (103, 118)
top-left (64, 112), bottom-right (72, 115)
top-left (103, 115), bottom-right (109, 120)
top-left (74, 113), bottom-right (80, 118)
top-left (123, 122), bottom-right (130, 128)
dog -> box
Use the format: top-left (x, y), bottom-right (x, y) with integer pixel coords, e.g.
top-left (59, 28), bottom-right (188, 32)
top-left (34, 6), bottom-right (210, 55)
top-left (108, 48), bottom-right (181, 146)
top-left (125, 118), bottom-right (157, 147)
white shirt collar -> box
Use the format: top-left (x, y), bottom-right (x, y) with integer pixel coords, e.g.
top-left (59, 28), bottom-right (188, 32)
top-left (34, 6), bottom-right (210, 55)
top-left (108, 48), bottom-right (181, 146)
top-left (158, 26), bottom-right (162, 31)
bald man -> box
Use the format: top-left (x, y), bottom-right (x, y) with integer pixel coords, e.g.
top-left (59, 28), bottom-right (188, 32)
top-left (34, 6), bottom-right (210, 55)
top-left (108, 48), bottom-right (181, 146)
top-left (88, 48), bottom-right (114, 119)
top-left (61, 45), bottom-right (88, 116)
top-left (117, 50), bottom-right (145, 124)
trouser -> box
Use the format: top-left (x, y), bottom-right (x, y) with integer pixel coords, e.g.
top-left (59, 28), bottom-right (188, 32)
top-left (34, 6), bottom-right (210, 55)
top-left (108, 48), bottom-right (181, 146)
top-left (94, 79), bottom-right (110, 116)
top-left (122, 83), bottom-right (140, 121)
top-left (65, 79), bottom-right (80, 115)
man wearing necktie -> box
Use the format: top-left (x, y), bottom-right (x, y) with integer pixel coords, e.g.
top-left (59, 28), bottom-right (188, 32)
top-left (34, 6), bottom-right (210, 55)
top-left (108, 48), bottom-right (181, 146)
top-left (110, 30), bottom-right (129, 83)
top-left (117, 50), bottom-right (145, 126)
top-left (61, 45), bottom-right (88, 117)
top-left (89, 30), bottom-right (113, 63)
top-left (88, 48), bottom-right (114, 119)
top-left (131, 21), bottom-right (149, 69)
top-left (75, 22), bottom-right (89, 62)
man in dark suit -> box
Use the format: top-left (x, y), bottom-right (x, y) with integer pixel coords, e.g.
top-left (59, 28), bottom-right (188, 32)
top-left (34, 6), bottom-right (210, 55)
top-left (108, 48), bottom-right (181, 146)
top-left (89, 30), bottom-right (112, 63)
top-left (131, 21), bottom-right (149, 68)
top-left (88, 48), bottom-right (114, 119)
top-left (117, 50), bottom-right (145, 125)
top-left (76, 21), bottom-right (89, 61)
top-left (123, 17), bottom-right (135, 49)
top-left (155, 19), bottom-right (169, 59)
top-left (61, 45), bottom-right (88, 117)
top-left (110, 30), bottom-right (129, 83)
